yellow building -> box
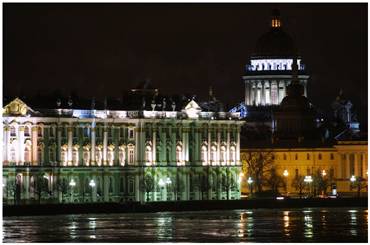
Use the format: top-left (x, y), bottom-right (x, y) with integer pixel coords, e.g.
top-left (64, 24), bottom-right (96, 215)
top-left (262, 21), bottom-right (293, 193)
top-left (240, 140), bottom-right (368, 197)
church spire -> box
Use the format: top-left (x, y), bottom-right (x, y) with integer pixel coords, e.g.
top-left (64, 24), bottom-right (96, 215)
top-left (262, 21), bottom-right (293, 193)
top-left (271, 9), bottom-right (281, 28)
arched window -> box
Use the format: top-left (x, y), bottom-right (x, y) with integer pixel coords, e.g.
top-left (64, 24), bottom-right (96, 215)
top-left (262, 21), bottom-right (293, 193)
top-left (283, 154), bottom-right (287, 160)
top-left (119, 146), bottom-right (126, 166)
top-left (61, 147), bottom-right (68, 166)
top-left (201, 145), bottom-right (208, 166)
top-left (145, 146), bottom-right (152, 166)
top-left (295, 154), bottom-right (298, 160)
top-left (49, 146), bottom-right (56, 163)
top-left (72, 148), bottom-right (79, 166)
top-left (10, 127), bottom-right (16, 137)
top-left (10, 145), bottom-right (16, 163)
top-left (24, 126), bottom-right (30, 137)
top-left (220, 146), bottom-right (226, 165)
top-left (107, 147), bottom-right (114, 166)
top-left (128, 145), bottom-right (135, 165)
top-left (318, 153), bottom-right (322, 160)
top-left (230, 146), bottom-right (236, 165)
top-left (95, 147), bottom-right (102, 166)
top-left (37, 147), bottom-right (43, 165)
top-left (24, 147), bottom-right (31, 163)
top-left (83, 148), bottom-right (90, 166)
top-left (210, 146), bottom-right (217, 165)
top-left (176, 145), bottom-right (183, 165)
top-left (307, 153), bottom-right (310, 160)
top-left (37, 127), bottom-right (43, 137)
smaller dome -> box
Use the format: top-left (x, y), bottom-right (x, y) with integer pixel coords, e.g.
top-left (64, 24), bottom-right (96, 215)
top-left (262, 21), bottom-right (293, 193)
top-left (253, 9), bottom-right (297, 58)
top-left (254, 29), bottom-right (296, 58)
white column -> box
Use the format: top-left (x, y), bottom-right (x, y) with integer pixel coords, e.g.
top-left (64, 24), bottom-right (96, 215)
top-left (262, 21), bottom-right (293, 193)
top-left (261, 81), bottom-right (265, 105)
top-left (3, 126), bottom-right (9, 164)
top-left (276, 80), bottom-right (280, 103)
top-left (185, 128), bottom-right (189, 162)
top-left (91, 126), bottom-right (96, 166)
top-left (217, 127), bottom-right (221, 165)
top-left (226, 127), bottom-right (230, 165)
top-left (31, 126), bottom-right (38, 166)
top-left (182, 128), bottom-right (186, 164)
top-left (354, 154), bottom-right (359, 177)
top-left (152, 126), bottom-right (156, 164)
top-left (18, 126), bottom-right (25, 165)
top-left (236, 127), bottom-right (240, 164)
top-left (207, 126), bottom-right (211, 165)
top-left (254, 81), bottom-right (258, 106)
top-left (103, 127), bottom-right (108, 166)
top-left (245, 82), bottom-right (250, 105)
top-left (67, 126), bottom-right (73, 166)
top-left (57, 126), bottom-right (62, 165)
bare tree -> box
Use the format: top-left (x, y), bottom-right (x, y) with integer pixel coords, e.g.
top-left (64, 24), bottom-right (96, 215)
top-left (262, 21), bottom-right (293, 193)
top-left (291, 175), bottom-right (305, 198)
top-left (241, 151), bottom-right (275, 193)
top-left (265, 168), bottom-right (286, 195)
top-left (141, 174), bottom-right (155, 202)
top-left (350, 176), bottom-right (368, 197)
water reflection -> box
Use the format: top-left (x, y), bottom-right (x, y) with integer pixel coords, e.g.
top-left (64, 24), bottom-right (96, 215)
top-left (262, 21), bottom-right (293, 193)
top-left (283, 211), bottom-right (290, 237)
top-left (303, 210), bottom-right (313, 239)
top-left (3, 208), bottom-right (368, 243)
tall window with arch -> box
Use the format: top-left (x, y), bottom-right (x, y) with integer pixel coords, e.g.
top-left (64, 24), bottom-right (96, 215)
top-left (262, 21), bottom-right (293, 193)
top-left (10, 126), bottom-right (16, 137)
top-left (61, 146), bottom-right (68, 166)
top-left (128, 145), bottom-right (135, 165)
top-left (24, 126), bottom-right (30, 137)
top-left (49, 146), bottom-right (56, 163)
top-left (83, 148), bottom-right (90, 166)
top-left (37, 146), bottom-right (44, 165)
top-left (201, 145), bottom-right (208, 166)
top-left (145, 145), bottom-right (152, 166)
top-left (72, 147), bottom-right (79, 166)
top-left (176, 145), bottom-right (183, 166)
top-left (220, 145), bottom-right (226, 165)
top-left (107, 146), bottom-right (115, 166)
top-left (24, 146), bottom-right (31, 163)
top-left (210, 145), bottom-right (217, 165)
top-left (119, 146), bottom-right (126, 166)
top-left (95, 147), bottom-right (103, 166)
top-left (230, 146), bottom-right (236, 165)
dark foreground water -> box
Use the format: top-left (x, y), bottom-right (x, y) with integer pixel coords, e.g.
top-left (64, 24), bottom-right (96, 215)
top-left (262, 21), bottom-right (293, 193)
top-left (3, 207), bottom-right (368, 243)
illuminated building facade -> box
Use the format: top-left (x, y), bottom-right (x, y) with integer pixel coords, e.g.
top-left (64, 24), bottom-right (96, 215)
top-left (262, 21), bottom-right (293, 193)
top-left (243, 10), bottom-right (309, 106)
top-left (2, 98), bottom-right (244, 204)
top-left (240, 141), bottom-right (368, 196)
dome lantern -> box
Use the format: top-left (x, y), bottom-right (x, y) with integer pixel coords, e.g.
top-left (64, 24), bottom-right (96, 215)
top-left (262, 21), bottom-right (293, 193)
top-left (271, 9), bottom-right (281, 28)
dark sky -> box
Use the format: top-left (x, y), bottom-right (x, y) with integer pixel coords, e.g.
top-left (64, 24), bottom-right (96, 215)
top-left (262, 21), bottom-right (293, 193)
top-left (3, 3), bottom-right (368, 119)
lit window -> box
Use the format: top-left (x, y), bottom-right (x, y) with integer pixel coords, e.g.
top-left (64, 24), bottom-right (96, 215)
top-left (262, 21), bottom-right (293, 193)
top-left (201, 145), bottom-right (208, 165)
top-left (24, 127), bottom-right (30, 137)
top-left (230, 146), bottom-right (236, 165)
top-left (220, 146), bottom-right (226, 165)
top-left (128, 147), bottom-right (134, 164)
top-left (145, 146), bottom-right (152, 166)
top-left (10, 127), bottom-right (16, 137)
top-left (128, 129), bottom-right (134, 139)
top-left (176, 145), bottom-right (183, 165)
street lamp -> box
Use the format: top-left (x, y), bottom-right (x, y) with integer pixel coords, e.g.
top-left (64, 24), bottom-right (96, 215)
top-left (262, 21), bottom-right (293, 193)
top-left (350, 175), bottom-right (356, 183)
top-left (89, 179), bottom-right (96, 202)
top-left (247, 177), bottom-right (253, 196)
top-left (322, 170), bottom-right (327, 177)
top-left (165, 177), bottom-right (172, 201)
top-left (158, 179), bottom-right (165, 201)
top-left (304, 176), bottom-right (313, 197)
top-left (283, 170), bottom-right (289, 196)
top-left (69, 179), bottom-right (76, 202)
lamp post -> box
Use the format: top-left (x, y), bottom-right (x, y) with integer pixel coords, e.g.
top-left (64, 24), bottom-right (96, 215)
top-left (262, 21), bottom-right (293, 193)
top-left (350, 175), bottom-right (360, 197)
top-left (283, 170), bottom-right (289, 196)
top-left (69, 179), bottom-right (76, 203)
top-left (247, 177), bottom-right (253, 197)
top-left (158, 179), bottom-right (165, 201)
top-left (304, 176), bottom-right (313, 197)
top-left (89, 179), bottom-right (96, 202)
top-left (165, 177), bottom-right (172, 201)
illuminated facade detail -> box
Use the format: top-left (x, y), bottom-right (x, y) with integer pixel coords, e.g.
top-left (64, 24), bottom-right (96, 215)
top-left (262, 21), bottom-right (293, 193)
top-left (243, 11), bottom-right (309, 106)
top-left (240, 142), bottom-right (368, 196)
top-left (3, 98), bottom-right (243, 204)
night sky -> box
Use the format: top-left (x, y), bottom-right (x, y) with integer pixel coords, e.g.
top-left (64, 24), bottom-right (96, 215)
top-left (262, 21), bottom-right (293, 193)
top-left (3, 3), bottom-right (368, 122)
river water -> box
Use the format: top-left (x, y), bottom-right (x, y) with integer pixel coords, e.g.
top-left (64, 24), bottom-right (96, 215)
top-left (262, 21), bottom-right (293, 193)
top-left (3, 207), bottom-right (368, 243)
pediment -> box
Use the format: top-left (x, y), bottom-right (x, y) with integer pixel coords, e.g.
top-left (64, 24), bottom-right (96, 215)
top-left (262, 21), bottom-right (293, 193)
top-left (2, 98), bottom-right (34, 116)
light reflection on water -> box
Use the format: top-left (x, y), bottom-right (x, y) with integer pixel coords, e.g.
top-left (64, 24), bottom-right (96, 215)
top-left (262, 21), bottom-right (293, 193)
top-left (3, 207), bottom-right (368, 243)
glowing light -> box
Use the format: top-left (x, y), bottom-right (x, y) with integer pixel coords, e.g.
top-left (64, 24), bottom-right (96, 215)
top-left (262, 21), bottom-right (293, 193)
top-left (158, 179), bottom-right (165, 187)
top-left (276, 196), bottom-right (285, 200)
top-left (165, 177), bottom-right (171, 185)
top-left (304, 176), bottom-right (313, 183)
top-left (283, 170), bottom-right (289, 177)
top-left (89, 179), bottom-right (95, 188)
top-left (69, 179), bottom-right (76, 187)
top-left (322, 170), bottom-right (327, 177)
top-left (247, 177), bottom-right (253, 184)
top-left (350, 175), bottom-right (356, 182)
